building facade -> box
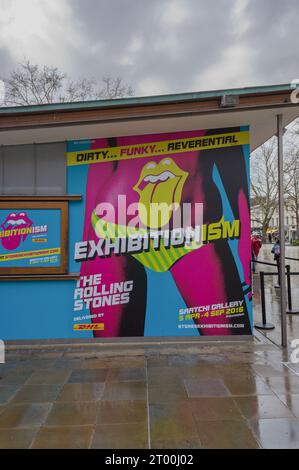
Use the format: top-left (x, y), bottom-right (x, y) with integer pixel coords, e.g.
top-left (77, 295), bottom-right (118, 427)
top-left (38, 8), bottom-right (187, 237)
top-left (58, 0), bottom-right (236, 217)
top-left (251, 203), bottom-right (298, 242)
top-left (1, 84), bottom-right (299, 341)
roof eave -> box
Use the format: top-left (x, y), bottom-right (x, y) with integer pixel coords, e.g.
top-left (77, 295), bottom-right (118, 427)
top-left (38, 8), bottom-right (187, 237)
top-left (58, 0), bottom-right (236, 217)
top-left (0, 83), bottom-right (294, 117)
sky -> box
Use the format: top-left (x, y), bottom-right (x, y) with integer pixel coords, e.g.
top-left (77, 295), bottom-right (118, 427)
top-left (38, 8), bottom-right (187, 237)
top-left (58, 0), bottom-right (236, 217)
top-left (0, 0), bottom-right (299, 97)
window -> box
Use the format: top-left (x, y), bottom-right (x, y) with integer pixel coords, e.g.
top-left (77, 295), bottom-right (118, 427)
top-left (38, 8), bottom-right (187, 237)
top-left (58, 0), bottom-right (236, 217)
top-left (0, 142), bottom-right (66, 195)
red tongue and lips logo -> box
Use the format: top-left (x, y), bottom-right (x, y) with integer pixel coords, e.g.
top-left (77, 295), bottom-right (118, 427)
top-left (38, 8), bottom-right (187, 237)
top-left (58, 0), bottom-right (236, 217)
top-left (0, 212), bottom-right (33, 250)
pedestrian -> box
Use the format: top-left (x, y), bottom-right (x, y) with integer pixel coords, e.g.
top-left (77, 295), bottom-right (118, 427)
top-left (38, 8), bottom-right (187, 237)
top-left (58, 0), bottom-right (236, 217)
top-left (272, 237), bottom-right (281, 286)
top-left (268, 232), bottom-right (272, 244)
top-left (251, 234), bottom-right (262, 274)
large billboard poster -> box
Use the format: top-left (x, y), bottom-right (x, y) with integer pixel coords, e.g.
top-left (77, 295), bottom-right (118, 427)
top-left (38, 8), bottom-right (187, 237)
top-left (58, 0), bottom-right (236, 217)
top-left (67, 127), bottom-right (252, 338)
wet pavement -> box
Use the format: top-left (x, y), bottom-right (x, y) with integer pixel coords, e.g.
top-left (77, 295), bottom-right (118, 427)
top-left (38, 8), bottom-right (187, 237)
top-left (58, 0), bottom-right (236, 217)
top-left (0, 337), bottom-right (299, 449)
top-left (253, 244), bottom-right (299, 347)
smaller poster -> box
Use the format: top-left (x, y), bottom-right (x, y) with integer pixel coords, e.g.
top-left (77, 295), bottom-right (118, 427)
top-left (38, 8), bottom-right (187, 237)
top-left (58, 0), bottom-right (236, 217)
top-left (0, 203), bottom-right (65, 273)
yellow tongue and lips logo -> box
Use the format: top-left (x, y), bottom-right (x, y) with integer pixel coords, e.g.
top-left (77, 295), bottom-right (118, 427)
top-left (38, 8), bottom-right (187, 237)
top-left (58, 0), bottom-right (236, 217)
top-left (133, 158), bottom-right (189, 228)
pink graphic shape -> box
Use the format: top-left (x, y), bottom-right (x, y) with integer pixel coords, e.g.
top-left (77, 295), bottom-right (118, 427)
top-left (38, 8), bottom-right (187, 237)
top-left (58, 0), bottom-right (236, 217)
top-left (0, 212), bottom-right (33, 251)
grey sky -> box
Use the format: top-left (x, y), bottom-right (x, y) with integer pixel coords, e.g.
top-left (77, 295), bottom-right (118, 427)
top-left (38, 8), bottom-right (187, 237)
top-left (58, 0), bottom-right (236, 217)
top-left (0, 0), bottom-right (299, 97)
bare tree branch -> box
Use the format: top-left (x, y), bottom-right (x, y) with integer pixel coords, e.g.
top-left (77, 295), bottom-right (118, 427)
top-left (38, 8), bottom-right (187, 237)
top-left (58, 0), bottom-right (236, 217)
top-left (251, 139), bottom-right (278, 241)
top-left (251, 129), bottom-right (299, 242)
top-left (1, 59), bottom-right (134, 106)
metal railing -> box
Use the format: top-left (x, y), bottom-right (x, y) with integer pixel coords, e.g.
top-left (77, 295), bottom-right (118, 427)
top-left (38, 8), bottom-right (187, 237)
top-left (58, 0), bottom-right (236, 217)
top-left (252, 259), bottom-right (299, 331)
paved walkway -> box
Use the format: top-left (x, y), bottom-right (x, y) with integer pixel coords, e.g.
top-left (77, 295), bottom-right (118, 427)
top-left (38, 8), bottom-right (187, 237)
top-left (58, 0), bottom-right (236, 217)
top-left (1, 337), bottom-right (299, 449)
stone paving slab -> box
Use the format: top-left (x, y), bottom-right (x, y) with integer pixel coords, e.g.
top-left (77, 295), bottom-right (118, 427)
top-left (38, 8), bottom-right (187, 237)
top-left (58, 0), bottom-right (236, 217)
top-left (0, 338), bottom-right (299, 449)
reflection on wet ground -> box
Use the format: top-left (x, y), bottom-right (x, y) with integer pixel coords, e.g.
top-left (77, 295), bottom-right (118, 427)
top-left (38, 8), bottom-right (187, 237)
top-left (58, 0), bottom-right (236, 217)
top-left (253, 245), bottom-right (299, 347)
top-left (0, 337), bottom-right (299, 449)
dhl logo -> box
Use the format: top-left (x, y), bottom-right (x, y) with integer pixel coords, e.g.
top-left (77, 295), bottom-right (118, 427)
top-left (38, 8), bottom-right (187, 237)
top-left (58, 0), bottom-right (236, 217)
top-left (73, 323), bottom-right (104, 331)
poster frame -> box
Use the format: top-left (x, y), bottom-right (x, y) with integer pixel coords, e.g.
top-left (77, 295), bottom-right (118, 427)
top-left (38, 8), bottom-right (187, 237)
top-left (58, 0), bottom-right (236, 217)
top-left (0, 200), bottom-right (68, 275)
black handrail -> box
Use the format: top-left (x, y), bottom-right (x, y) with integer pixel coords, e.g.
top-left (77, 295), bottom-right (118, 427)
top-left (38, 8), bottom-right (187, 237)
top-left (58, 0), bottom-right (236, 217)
top-left (251, 259), bottom-right (277, 267)
top-left (252, 257), bottom-right (299, 265)
top-left (254, 266), bottom-right (299, 329)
